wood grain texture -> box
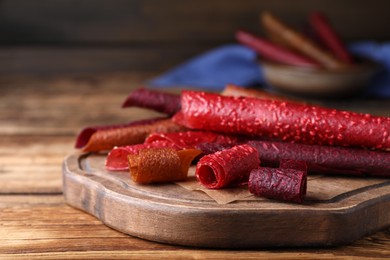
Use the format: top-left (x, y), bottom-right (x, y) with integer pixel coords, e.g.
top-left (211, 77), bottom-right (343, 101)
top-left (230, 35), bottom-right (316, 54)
top-left (1, 73), bottom-right (390, 258)
top-left (0, 195), bottom-right (390, 259)
top-left (0, 73), bottom-right (161, 135)
top-left (0, 136), bottom-right (72, 194)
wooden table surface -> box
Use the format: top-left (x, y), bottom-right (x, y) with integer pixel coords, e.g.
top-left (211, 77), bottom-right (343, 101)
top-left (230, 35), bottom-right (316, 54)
top-left (1, 72), bottom-right (390, 259)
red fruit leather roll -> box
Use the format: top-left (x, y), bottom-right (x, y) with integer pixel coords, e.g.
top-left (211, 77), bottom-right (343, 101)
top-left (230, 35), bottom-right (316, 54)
top-left (82, 118), bottom-right (186, 152)
top-left (249, 166), bottom-right (307, 203)
top-left (106, 131), bottom-right (239, 171)
top-left (75, 117), bottom-right (164, 149)
top-left (309, 12), bottom-right (353, 64)
top-left (106, 140), bottom-right (176, 171)
top-left (128, 148), bottom-right (202, 184)
top-left (145, 131), bottom-right (239, 148)
top-left (122, 88), bottom-right (181, 115)
top-left (194, 142), bottom-right (236, 156)
top-left (177, 91), bottom-right (390, 150)
top-left (236, 30), bottom-right (320, 68)
top-left (248, 140), bottom-right (390, 176)
top-left (195, 144), bottom-right (260, 189)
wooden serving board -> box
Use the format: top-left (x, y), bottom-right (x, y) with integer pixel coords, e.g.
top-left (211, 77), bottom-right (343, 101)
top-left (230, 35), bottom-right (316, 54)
top-left (63, 152), bottom-right (390, 248)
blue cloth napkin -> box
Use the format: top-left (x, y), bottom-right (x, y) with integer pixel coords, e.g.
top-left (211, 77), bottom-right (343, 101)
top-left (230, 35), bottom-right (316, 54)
top-left (149, 42), bottom-right (390, 98)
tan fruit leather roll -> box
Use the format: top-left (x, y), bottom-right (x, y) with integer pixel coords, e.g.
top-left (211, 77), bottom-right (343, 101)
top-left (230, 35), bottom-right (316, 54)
top-left (221, 84), bottom-right (304, 104)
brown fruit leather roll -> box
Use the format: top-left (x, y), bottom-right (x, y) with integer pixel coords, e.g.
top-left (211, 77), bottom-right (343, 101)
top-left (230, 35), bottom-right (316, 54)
top-left (128, 148), bottom-right (201, 184)
top-left (221, 84), bottom-right (284, 99)
top-left (83, 118), bottom-right (186, 152)
top-left (176, 91), bottom-right (390, 150)
top-left (75, 117), bottom-right (164, 149)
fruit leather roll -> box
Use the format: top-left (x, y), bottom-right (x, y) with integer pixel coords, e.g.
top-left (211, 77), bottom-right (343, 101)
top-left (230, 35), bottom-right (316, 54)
top-left (195, 144), bottom-right (260, 189)
top-left (261, 11), bottom-right (345, 69)
top-left (309, 11), bottom-right (353, 64)
top-left (236, 30), bottom-right (320, 68)
top-left (122, 88), bottom-right (181, 115)
top-left (175, 91), bottom-right (390, 150)
top-left (248, 140), bottom-right (390, 176)
top-left (221, 84), bottom-right (289, 100)
top-left (144, 130), bottom-right (239, 148)
top-left (128, 148), bottom-right (201, 184)
top-left (106, 140), bottom-right (177, 171)
top-left (106, 131), bottom-right (240, 171)
top-left (75, 117), bottom-right (164, 149)
top-left (249, 160), bottom-right (308, 204)
top-left (80, 118), bottom-right (186, 152)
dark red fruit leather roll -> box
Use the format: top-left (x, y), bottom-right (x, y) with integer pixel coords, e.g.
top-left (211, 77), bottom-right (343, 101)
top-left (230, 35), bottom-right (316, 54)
top-left (279, 159), bottom-right (307, 172)
top-left (249, 165), bottom-right (307, 204)
top-left (177, 91), bottom-right (390, 150)
top-left (195, 144), bottom-right (260, 189)
top-left (248, 140), bottom-right (390, 176)
top-left (122, 88), bottom-right (181, 115)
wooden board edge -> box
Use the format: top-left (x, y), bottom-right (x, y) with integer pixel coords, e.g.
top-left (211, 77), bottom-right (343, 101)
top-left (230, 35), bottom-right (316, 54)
top-left (62, 152), bottom-right (390, 248)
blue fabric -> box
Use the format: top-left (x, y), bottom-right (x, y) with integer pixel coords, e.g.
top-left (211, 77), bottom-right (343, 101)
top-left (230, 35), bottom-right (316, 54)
top-left (149, 42), bottom-right (390, 98)
top-left (349, 42), bottom-right (390, 98)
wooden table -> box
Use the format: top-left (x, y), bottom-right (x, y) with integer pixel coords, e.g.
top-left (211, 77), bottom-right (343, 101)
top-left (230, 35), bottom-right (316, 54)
top-left (1, 72), bottom-right (390, 259)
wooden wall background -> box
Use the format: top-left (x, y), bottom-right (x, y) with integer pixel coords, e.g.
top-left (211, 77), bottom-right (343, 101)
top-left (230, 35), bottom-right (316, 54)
top-left (1, 0), bottom-right (390, 75)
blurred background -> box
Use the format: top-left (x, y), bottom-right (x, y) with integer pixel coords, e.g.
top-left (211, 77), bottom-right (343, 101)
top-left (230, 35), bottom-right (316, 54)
top-left (1, 0), bottom-right (390, 76)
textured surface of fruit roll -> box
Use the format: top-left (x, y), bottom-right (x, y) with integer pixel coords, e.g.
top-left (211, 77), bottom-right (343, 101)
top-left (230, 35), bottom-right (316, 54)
top-left (249, 166), bottom-right (307, 203)
top-left (248, 140), bottom-right (390, 176)
top-left (177, 91), bottom-right (390, 150)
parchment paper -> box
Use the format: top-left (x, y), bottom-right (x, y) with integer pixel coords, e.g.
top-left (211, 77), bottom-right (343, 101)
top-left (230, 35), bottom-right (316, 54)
top-left (176, 167), bottom-right (258, 204)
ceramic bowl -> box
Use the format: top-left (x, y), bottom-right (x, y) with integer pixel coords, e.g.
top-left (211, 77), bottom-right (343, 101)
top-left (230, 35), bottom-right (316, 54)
top-left (260, 59), bottom-right (380, 98)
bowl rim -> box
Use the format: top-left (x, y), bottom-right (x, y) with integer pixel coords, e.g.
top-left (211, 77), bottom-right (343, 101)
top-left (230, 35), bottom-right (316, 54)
top-left (258, 57), bottom-right (381, 75)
